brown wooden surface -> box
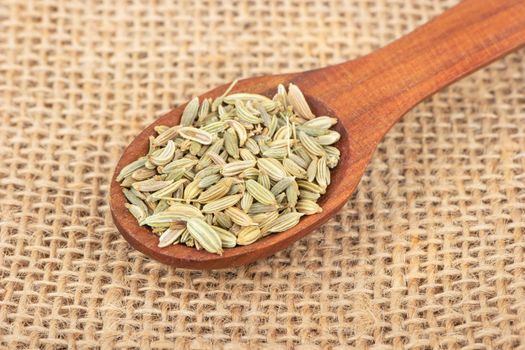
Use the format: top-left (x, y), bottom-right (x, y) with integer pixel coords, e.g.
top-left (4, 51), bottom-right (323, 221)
top-left (110, 0), bottom-right (525, 269)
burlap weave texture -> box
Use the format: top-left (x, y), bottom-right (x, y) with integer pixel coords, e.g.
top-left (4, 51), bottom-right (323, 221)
top-left (1, 0), bottom-right (524, 348)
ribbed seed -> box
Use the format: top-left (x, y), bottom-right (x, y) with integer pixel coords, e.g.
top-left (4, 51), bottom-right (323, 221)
top-left (178, 127), bottom-right (213, 145)
top-left (140, 212), bottom-right (188, 227)
top-left (298, 131), bottom-right (325, 156)
top-left (257, 158), bottom-right (287, 181)
top-left (256, 103), bottom-right (272, 127)
top-left (154, 125), bottom-right (169, 134)
top-left (297, 180), bottom-right (326, 194)
top-left (307, 156), bottom-right (318, 182)
top-left (240, 192), bottom-right (253, 213)
top-left (316, 130), bottom-right (341, 145)
top-left (202, 194), bottom-right (242, 213)
top-left (167, 203), bottom-right (204, 218)
top-left (162, 158), bottom-right (197, 173)
top-left (324, 145), bottom-right (340, 158)
top-left (132, 179), bottom-right (172, 192)
top-left (207, 151), bottom-right (227, 166)
top-left (263, 212), bottom-right (304, 233)
top-left (132, 168), bottom-right (156, 181)
top-left (183, 179), bottom-right (202, 202)
top-left (299, 190), bottom-right (321, 201)
top-left (198, 174), bottom-right (221, 188)
top-left (294, 146), bottom-right (312, 164)
top-left (205, 138), bottom-right (225, 158)
top-left (286, 180), bottom-right (299, 207)
top-left (247, 203), bottom-right (279, 215)
top-left (316, 156), bottom-right (329, 188)
top-left (262, 147), bottom-right (288, 159)
top-left (238, 167), bottom-right (259, 180)
top-left (180, 97), bottom-right (199, 126)
top-left (246, 179), bottom-right (277, 205)
top-left (186, 218), bottom-right (223, 255)
top-left (228, 119), bottom-right (247, 146)
top-left (267, 115), bottom-right (278, 138)
top-left (303, 116), bottom-right (338, 129)
top-left (125, 203), bottom-right (147, 222)
top-left (296, 200), bottom-right (323, 214)
top-left (227, 183), bottom-right (244, 196)
top-left (274, 84), bottom-right (288, 107)
top-left (235, 100), bottom-right (262, 124)
top-left (258, 211), bottom-right (280, 228)
top-left (120, 176), bottom-right (135, 187)
top-left (296, 125), bottom-right (328, 137)
top-left (257, 171), bottom-right (271, 190)
top-left (224, 93), bottom-right (271, 103)
top-left (245, 138), bottom-right (260, 154)
top-left (213, 211), bottom-right (233, 229)
top-left (224, 128), bottom-right (239, 158)
top-left (158, 228), bottom-right (185, 247)
top-left (239, 148), bottom-right (257, 161)
top-left (197, 98), bottom-right (210, 122)
top-left (150, 179), bottom-right (187, 200)
top-left (123, 189), bottom-right (149, 213)
top-left (212, 226), bottom-right (237, 247)
top-left (288, 83), bottom-right (315, 120)
top-left (154, 127), bottom-right (179, 147)
top-left (204, 213), bottom-right (214, 225)
top-left (288, 153), bottom-right (309, 169)
top-left (198, 178), bottom-right (234, 203)
top-left (131, 187), bottom-right (147, 201)
top-left (201, 121), bottom-right (227, 134)
top-left (224, 207), bottom-right (256, 226)
top-left (165, 168), bottom-right (186, 182)
top-left (236, 226), bottom-right (262, 245)
top-left (117, 158), bottom-right (147, 181)
top-left (271, 177), bottom-right (294, 195)
top-left (275, 193), bottom-right (286, 204)
top-left (180, 229), bottom-right (191, 243)
top-left (153, 200), bottom-right (170, 214)
top-left (283, 158), bottom-right (307, 179)
top-left (222, 160), bottom-right (256, 177)
top-left (183, 170), bottom-right (195, 181)
top-left (195, 165), bottom-right (221, 179)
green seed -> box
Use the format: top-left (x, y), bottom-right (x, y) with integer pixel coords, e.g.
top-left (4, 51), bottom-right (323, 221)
top-left (224, 207), bottom-right (256, 226)
top-left (186, 218), bottom-right (223, 255)
top-left (117, 158), bottom-right (147, 182)
top-left (180, 97), bottom-right (199, 126)
top-left (246, 179), bottom-right (277, 205)
top-left (202, 194), bottom-right (243, 213)
top-left (236, 226), bottom-right (262, 245)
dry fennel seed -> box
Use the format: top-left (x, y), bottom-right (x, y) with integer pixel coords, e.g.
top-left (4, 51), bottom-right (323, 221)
top-left (117, 81), bottom-right (341, 255)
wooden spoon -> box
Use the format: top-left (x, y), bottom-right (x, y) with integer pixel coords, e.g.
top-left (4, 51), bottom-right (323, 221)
top-left (110, 0), bottom-right (525, 269)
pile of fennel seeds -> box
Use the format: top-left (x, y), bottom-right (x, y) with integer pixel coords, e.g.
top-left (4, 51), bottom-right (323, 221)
top-left (116, 82), bottom-right (341, 255)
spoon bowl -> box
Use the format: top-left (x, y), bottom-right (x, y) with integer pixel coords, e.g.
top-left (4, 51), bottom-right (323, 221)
top-left (110, 74), bottom-right (362, 269)
top-left (111, 0), bottom-right (525, 269)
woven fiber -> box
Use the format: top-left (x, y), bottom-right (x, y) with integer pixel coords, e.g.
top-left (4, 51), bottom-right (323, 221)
top-left (1, 0), bottom-right (525, 348)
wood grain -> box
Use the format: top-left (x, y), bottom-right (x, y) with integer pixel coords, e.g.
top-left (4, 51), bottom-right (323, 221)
top-left (110, 0), bottom-right (525, 269)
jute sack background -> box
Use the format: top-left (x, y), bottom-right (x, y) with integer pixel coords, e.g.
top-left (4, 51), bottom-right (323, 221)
top-left (1, 0), bottom-right (524, 348)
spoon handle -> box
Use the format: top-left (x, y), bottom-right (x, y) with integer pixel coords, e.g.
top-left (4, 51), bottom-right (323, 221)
top-left (309, 0), bottom-right (525, 147)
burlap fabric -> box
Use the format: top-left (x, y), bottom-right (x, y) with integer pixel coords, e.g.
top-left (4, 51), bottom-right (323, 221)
top-left (1, 0), bottom-right (524, 348)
